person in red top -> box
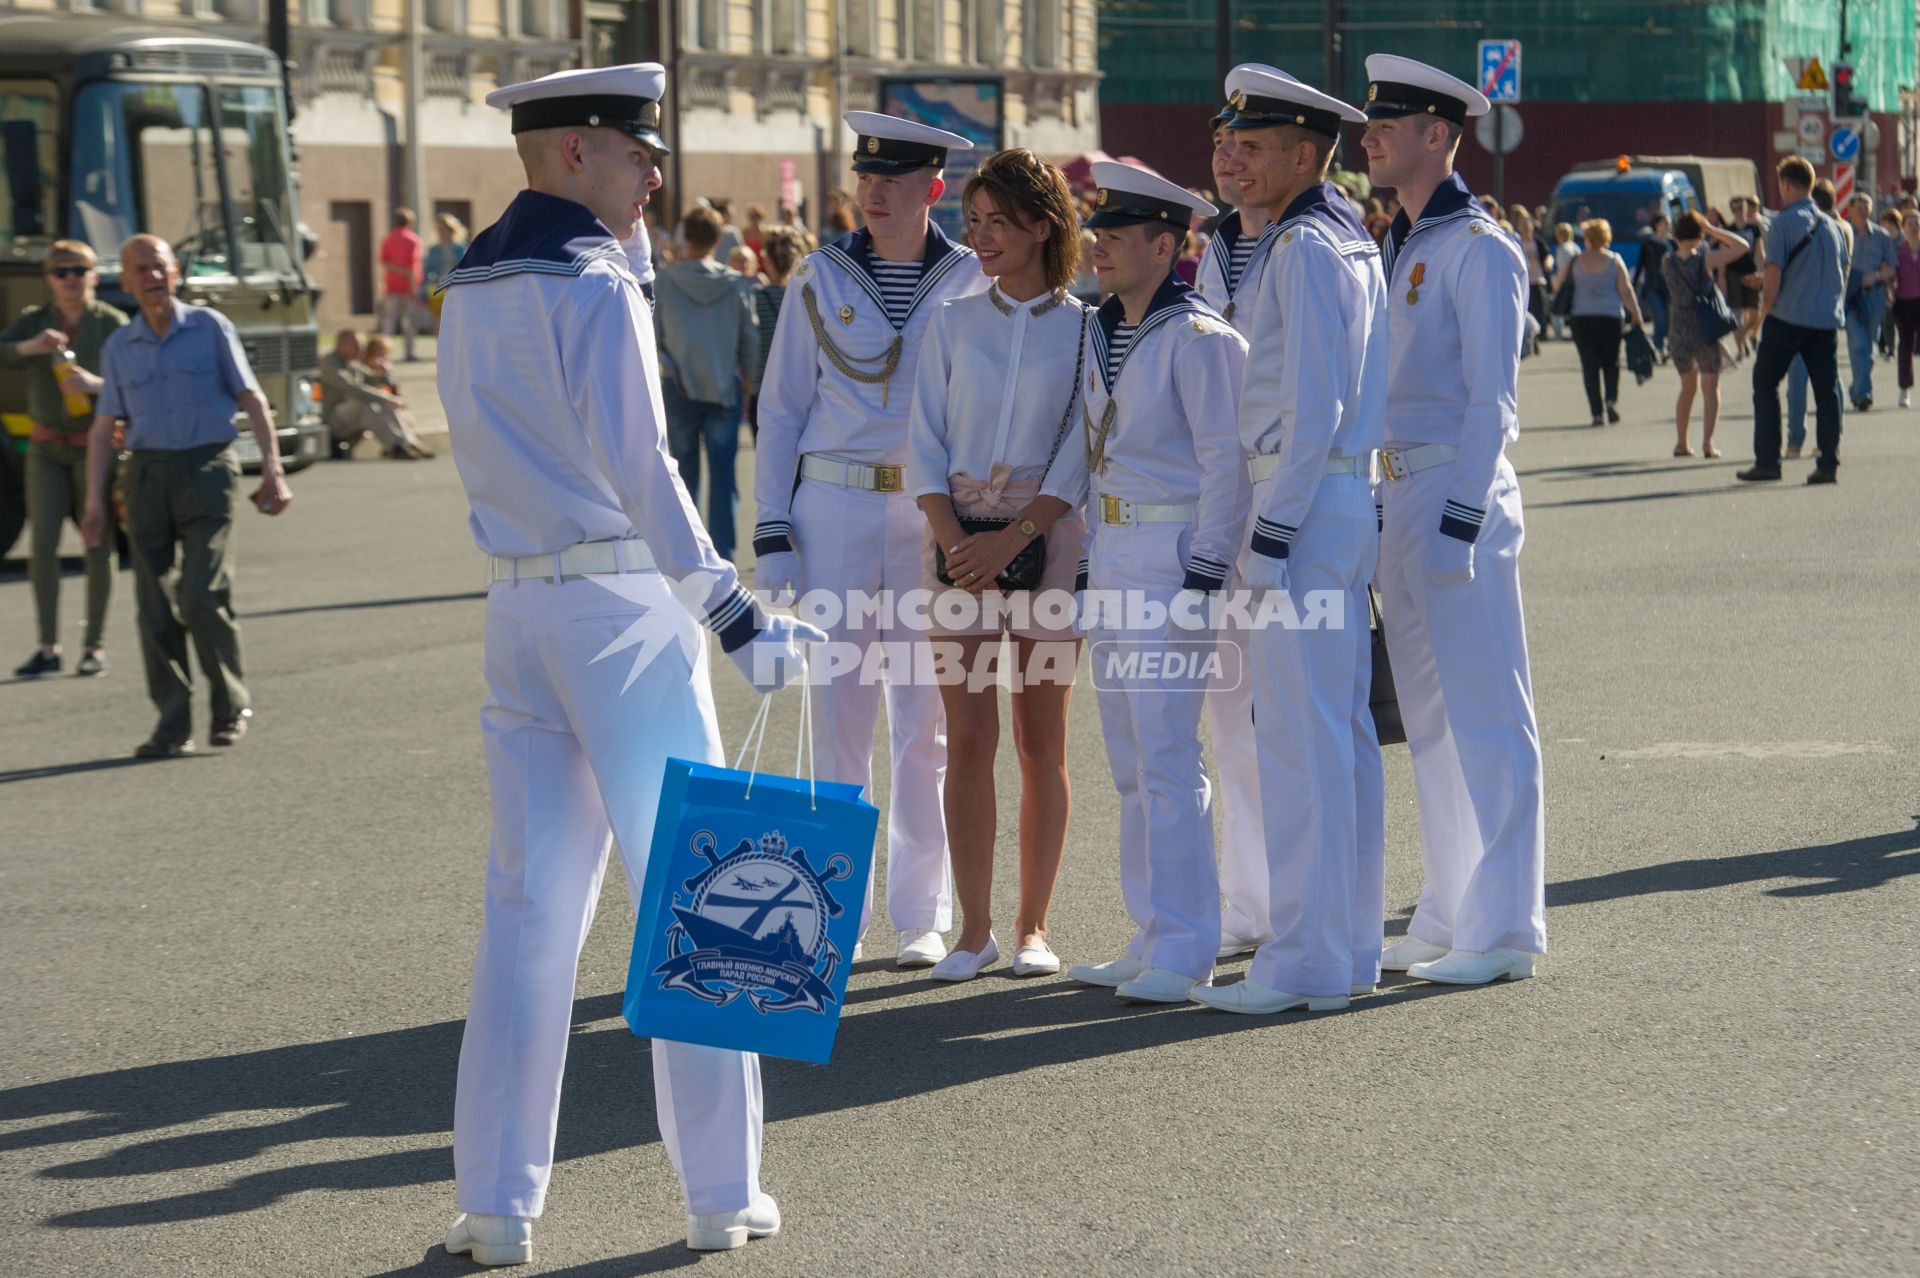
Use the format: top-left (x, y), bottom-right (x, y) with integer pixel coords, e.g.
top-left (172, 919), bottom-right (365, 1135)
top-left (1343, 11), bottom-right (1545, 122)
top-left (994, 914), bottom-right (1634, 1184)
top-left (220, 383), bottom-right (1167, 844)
top-left (377, 208), bottom-right (424, 361)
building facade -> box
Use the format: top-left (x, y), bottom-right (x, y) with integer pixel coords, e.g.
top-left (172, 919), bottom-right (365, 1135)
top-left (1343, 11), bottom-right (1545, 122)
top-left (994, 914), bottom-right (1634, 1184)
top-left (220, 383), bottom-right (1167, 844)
top-left (1097, 1), bottom-right (1917, 208)
top-left (0, 0), bottom-right (1099, 326)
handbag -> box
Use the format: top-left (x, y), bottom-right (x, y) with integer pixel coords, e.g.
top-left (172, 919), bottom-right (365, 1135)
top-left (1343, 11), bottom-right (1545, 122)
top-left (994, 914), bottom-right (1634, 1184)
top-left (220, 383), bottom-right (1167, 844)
top-left (1550, 269), bottom-right (1576, 318)
top-left (1368, 586), bottom-right (1406, 747)
top-left (624, 690), bottom-right (879, 1066)
top-left (1694, 257), bottom-right (1738, 343)
top-left (1623, 323), bottom-right (1656, 385)
top-left (934, 305), bottom-right (1088, 593)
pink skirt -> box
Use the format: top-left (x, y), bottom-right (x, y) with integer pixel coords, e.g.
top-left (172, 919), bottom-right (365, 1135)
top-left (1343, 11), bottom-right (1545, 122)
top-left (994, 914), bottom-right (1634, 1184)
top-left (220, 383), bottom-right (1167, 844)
top-left (920, 466), bottom-right (1084, 642)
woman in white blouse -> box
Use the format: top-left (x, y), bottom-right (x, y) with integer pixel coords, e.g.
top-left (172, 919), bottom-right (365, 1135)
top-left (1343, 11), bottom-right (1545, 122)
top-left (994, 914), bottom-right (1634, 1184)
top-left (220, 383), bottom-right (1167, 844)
top-left (907, 149), bottom-right (1089, 981)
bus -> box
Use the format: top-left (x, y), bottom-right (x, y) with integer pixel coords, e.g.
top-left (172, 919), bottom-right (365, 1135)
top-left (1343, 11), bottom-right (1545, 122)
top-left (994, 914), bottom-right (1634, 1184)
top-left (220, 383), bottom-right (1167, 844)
top-left (1, 16), bottom-right (326, 554)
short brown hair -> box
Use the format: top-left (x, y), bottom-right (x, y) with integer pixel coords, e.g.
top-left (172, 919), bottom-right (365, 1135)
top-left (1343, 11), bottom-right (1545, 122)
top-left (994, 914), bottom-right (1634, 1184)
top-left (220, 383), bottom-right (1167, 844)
top-left (682, 205), bottom-right (724, 251)
top-left (962, 148), bottom-right (1082, 293)
top-left (45, 239), bottom-right (97, 269)
top-left (1777, 156), bottom-right (1815, 191)
top-left (1673, 211), bottom-right (1705, 242)
top-left (1582, 218), bottom-right (1612, 249)
top-left (760, 226), bottom-right (805, 278)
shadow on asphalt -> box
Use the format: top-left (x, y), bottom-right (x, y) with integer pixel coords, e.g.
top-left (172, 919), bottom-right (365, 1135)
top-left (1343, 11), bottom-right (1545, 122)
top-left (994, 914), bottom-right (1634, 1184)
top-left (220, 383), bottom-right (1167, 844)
top-left (246, 590), bottom-right (486, 620)
top-left (369, 1242), bottom-right (701, 1276)
top-left (10, 821), bottom-right (1914, 1230)
top-left (0, 753), bottom-right (212, 784)
top-left (1527, 485), bottom-right (1749, 511)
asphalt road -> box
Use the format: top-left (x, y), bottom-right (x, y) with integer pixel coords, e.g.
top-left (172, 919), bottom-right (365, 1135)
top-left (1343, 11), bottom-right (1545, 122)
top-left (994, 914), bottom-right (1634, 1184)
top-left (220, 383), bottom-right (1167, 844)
top-left (2, 339), bottom-right (1916, 1277)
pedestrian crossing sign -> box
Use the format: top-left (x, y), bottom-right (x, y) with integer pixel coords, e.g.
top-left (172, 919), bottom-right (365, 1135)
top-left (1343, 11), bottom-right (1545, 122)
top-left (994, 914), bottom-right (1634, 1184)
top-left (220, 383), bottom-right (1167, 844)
top-left (1797, 58), bottom-right (1829, 92)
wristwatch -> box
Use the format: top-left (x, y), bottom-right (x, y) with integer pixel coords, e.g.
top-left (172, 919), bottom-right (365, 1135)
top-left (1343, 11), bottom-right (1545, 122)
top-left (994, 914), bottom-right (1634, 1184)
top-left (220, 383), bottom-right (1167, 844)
top-left (1017, 517), bottom-right (1040, 541)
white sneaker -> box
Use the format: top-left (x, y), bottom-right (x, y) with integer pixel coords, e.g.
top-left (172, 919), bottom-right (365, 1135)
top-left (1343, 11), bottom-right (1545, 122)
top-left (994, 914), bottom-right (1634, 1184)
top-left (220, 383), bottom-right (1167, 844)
top-left (1010, 943), bottom-right (1061, 977)
top-left (1902, 390), bottom-right (1912, 408)
top-left (930, 935), bottom-right (999, 982)
top-left (1216, 930), bottom-right (1267, 960)
top-left (1068, 953), bottom-right (1146, 987)
top-left (896, 929), bottom-right (947, 967)
top-left (1188, 978), bottom-right (1348, 1014)
top-left (446, 1212), bottom-right (533, 1266)
top-left (1380, 936), bottom-right (1450, 971)
top-left (1116, 965), bottom-right (1211, 1003)
top-left (687, 1191), bottom-right (781, 1251)
top-left (1407, 947), bottom-right (1536, 986)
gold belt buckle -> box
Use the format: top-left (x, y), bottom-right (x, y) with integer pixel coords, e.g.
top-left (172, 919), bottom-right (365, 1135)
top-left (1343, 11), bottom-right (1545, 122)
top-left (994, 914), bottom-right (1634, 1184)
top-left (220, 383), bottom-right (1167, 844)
top-left (1100, 494), bottom-right (1127, 525)
top-left (870, 463), bottom-right (904, 493)
top-left (1378, 449), bottom-right (1406, 482)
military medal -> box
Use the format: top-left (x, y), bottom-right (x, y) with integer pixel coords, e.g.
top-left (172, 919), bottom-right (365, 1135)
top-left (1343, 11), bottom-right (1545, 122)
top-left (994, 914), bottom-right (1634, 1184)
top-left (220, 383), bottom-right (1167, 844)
top-left (839, 304), bottom-right (855, 326)
top-left (1407, 262), bottom-right (1425, 305)
top-left (1223, 300), bottom-right (1236, 322)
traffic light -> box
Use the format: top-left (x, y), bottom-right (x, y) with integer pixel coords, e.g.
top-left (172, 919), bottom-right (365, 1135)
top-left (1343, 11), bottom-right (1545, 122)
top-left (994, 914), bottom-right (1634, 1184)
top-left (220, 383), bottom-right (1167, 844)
top-left (1834, 61), bottom-right (1868, 117)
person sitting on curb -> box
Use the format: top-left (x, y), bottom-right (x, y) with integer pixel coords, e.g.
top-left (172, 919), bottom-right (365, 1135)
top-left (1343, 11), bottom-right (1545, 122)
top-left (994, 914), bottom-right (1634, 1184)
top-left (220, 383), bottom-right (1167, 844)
top-left (320, 329), bottom-right (434, 460)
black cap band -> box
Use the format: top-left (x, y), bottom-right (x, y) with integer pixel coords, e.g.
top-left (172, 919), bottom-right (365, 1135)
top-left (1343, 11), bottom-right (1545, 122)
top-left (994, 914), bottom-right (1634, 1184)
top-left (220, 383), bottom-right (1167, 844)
top-left (1227, 93), bottom-right (1346, 138)
top-left (511, 93), bottom-right (666, 144)
top-left (1364, 80), bottom-right (1468, 124)
top-left (853, 134), bottom-right (946, 174)
top-left (1086, 188), bottom-right (1192, 228)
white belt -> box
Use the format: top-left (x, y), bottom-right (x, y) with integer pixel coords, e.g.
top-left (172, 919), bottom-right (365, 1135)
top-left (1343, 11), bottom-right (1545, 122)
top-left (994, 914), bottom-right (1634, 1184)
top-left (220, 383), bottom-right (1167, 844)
top-left (1246, 452), bottom-right (1363, 484)
top-left (799, 454), bottom-right (907, 493)
top-left (1376, 443), bottom-right (1457, 482)
top-left (1096, 494), bottom-right (1196, 526)
top-left (488, 537), bottom-right (657, 584)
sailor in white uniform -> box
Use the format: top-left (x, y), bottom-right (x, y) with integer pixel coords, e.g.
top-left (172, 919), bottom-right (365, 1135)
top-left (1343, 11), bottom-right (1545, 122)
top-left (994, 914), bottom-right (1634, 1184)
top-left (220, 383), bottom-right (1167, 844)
top-left (752, 112), bottom-right (986, 967)
top-left (1066, 162), bottom-right (1250, 1005)
top-left (1193, 70), bottom-right (1277, 962)
top-left (1188, 67), bottom-right (1387, 1015)
top-left (1359, 55), bottom-right (1546, 986)
top-left (435, 64), bottom-right (824, 1264)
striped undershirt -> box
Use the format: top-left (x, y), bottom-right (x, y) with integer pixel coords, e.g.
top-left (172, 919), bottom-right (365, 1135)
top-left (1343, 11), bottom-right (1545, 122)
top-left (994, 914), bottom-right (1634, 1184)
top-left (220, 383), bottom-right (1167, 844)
top-left (869, 257), bottom-right (924, 326)
top-left (1227, 235), bottom-right (1258, 292)
top-left (1106, 321), bottom-right (1140, 385)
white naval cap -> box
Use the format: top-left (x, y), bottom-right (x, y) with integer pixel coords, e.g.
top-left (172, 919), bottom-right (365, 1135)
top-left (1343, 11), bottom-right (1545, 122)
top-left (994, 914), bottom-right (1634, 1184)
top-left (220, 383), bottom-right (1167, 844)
top-left (843, 110), bottom-right (975, 175)
top-left (1362, 54), bottom-right (1490, 123)
top-left (1086, 160), bottom-right (1217, 229)
top-left (486, 63), bottom-right (671, 156)
top-left (1226, 63), bottom-right (1369, 136)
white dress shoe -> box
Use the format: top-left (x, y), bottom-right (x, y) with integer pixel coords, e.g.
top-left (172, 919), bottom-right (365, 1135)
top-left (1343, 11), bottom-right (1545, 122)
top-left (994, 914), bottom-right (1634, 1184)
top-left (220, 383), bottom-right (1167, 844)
top-left (1188, 978), bottom-right (1348, 1014)
top-left (688, 1191), bottom-right (781, 1251)
top-left (1380, 936), bottom-right (1451, 971)
top-left (896, 929), bottom-right (948, 967)
top-left (1216, 931), bottom-right (1267, 960)
top-left (446, 1212), bottom-right (533, 1266)
top-left (930, 935), bottom-right (999, 981)
top-left (1010, 943), bottom-right (1061, 977)
top-left (1116, 965), bottom-right (1211, 1003)
top-left (1407, 947), bottom-right (1536, 986)
top-left (1350, 982), bottom-right (1376, 996)
top-left (852, 940), bottom-right (864, 961)
top-left (1068, 953), bottom-right (1146, 987)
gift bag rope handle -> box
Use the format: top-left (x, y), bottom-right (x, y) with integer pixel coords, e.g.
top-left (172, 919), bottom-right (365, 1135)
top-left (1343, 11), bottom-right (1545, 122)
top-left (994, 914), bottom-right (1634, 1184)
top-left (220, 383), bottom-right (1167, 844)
top-left (730, 652), bottom-right (818, 809)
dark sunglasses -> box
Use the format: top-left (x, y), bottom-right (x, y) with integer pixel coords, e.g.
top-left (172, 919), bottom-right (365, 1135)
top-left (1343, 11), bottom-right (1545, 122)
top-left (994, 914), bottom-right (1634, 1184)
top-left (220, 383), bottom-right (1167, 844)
top-left (47, 265), bottom-right (92, 279)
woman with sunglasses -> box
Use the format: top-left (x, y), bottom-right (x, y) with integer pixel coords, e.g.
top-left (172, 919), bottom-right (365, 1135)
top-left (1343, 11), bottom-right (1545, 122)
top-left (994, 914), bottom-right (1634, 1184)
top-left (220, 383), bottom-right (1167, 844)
top-left (1, 240), bottom-right (129, 678)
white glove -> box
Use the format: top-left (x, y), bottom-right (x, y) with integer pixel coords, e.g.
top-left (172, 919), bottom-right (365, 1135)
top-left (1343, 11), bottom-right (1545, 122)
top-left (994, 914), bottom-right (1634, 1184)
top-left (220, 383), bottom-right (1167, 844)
top-left (753, 551), bottom-right (797, 607)
top-left (1241, 553), bottom-right (1289, 594)
top-left (727, 614), bottom-right (828, 693)
top-left (1428, 537), bottom-right (1475, 586)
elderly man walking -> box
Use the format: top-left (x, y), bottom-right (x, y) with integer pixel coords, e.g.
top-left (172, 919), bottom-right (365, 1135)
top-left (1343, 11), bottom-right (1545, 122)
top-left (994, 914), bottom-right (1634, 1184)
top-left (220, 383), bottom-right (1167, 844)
top-left (81, 235), bottom-right (291, 757)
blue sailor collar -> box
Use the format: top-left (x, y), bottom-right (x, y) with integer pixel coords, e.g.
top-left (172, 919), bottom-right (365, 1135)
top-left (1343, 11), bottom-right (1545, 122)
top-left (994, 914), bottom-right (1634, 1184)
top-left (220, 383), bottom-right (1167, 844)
top-left (1271, 180), bottom-right (1373, 248)
top-left (1382, 171), bottom-right (1488, 280)
top-left (438, 190), bottom-right (627, 291)
top-left (817, 221), bottom-right (974, 330)
top-left (1092, 269), bottom-right (1214, 394)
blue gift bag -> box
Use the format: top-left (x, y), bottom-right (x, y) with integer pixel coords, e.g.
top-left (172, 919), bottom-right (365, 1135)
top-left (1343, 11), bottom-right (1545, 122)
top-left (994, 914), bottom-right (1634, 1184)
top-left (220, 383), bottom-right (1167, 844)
top-left (624, 694), bottom-right (878, 1065)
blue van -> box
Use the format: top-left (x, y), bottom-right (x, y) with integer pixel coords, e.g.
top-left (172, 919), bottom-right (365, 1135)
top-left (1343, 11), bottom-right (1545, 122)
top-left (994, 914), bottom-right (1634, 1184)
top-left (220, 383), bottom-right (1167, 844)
top-left (1547, 167), bottom-right (1702, 271)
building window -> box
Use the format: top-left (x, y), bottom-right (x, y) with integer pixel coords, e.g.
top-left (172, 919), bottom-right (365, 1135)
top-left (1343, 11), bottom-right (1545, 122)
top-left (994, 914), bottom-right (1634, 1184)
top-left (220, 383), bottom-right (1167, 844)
top-left (426, 0), bottom-right (465, 33)
top-left (909, 0), bottom-right (938, 63)
top-left (328, 0), bottom-right (370, 26)
top-left (845, 0), bottom-right (875, 57)
top-left (1027, 0), bottom-right (1060, 69)
top-left (971, 0), bottom-right (1000, 65)
top-left (687, 0), bottom-right (721, 51)
top-left (520, 0), bottom-right (564, 38)
top-left (768, 0), bottom-right (804, 55)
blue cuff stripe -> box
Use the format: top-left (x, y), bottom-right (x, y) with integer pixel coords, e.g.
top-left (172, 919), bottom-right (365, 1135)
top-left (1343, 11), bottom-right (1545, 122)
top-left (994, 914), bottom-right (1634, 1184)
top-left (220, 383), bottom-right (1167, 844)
top-left (1182, 565), bottom-right (1229, 593)
top-left (1438, 513), bottom-right (1481, 543)
top-left (1250, 518), bottom-right (1294, 560)
top-left (751, 521), bottom-right (793, 555)
top-left (706, 584), bottom-right (765, 652)
top-left (1074, 559), bottom-right (1089, 593)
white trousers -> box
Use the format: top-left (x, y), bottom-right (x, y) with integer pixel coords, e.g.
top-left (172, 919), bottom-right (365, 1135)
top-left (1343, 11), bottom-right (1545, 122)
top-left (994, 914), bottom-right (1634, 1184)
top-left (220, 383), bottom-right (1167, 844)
top-left (1208, 530), bottom-right (1268, 945)
top-left (1087, 521), bottom-right (1220, 979)
top-left (456, 572), bottom-right (762, 1218)
top-left (791, 477), bottom-right (952, 934)
top-left (1244, 474), bottom-right (1385, 996)
top-left (1376, 455), bottom-right (1547, 954)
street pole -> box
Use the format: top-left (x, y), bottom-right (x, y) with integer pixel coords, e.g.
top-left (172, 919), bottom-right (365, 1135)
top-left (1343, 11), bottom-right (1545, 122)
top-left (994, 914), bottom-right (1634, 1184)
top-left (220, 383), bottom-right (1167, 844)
top-left (1215, 0), bottom-right (1232, 98)
top-left (402, 0), bottom-right (426, 220)
top-left (266, 0), bottom-right (293, 122)
top-left (1494, 107), bottom-right (1505, 210)
top-left (1322, 0), bottom-right (1342, 101)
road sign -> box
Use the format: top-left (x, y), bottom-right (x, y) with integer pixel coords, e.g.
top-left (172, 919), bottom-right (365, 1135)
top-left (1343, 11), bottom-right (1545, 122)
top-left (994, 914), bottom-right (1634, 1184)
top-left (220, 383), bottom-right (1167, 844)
top-left (1830, 126), bottom-right (1861, 162)
top-left (1478, 40), bottom-right (1521, 103)
top-left (1834, 162), bottom-right (1855, 206)
top-left (1475, 104), bottom-right (1523, 155)
top-left (1797, 113), bottom-right (1826, 146)
top-left (1797, 57), bottom-right (1829, 92)
top-left (1796, 145), bottom-right (1827, 166)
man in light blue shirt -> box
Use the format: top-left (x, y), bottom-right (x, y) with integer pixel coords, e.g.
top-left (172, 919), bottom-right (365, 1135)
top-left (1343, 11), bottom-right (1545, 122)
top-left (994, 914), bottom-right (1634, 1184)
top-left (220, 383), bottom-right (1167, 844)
top-left (1739, 156), bottom-right (1848, 486)
top-left (80, 234), bottom-right (291, 756)
top-left (1842, 193), bottom-right (1898, 409)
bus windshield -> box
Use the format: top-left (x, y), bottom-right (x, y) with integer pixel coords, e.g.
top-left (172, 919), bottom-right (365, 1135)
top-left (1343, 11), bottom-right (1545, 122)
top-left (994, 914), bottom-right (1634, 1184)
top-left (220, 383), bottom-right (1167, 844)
top-left (0, 78), bottom-right (60, 254)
